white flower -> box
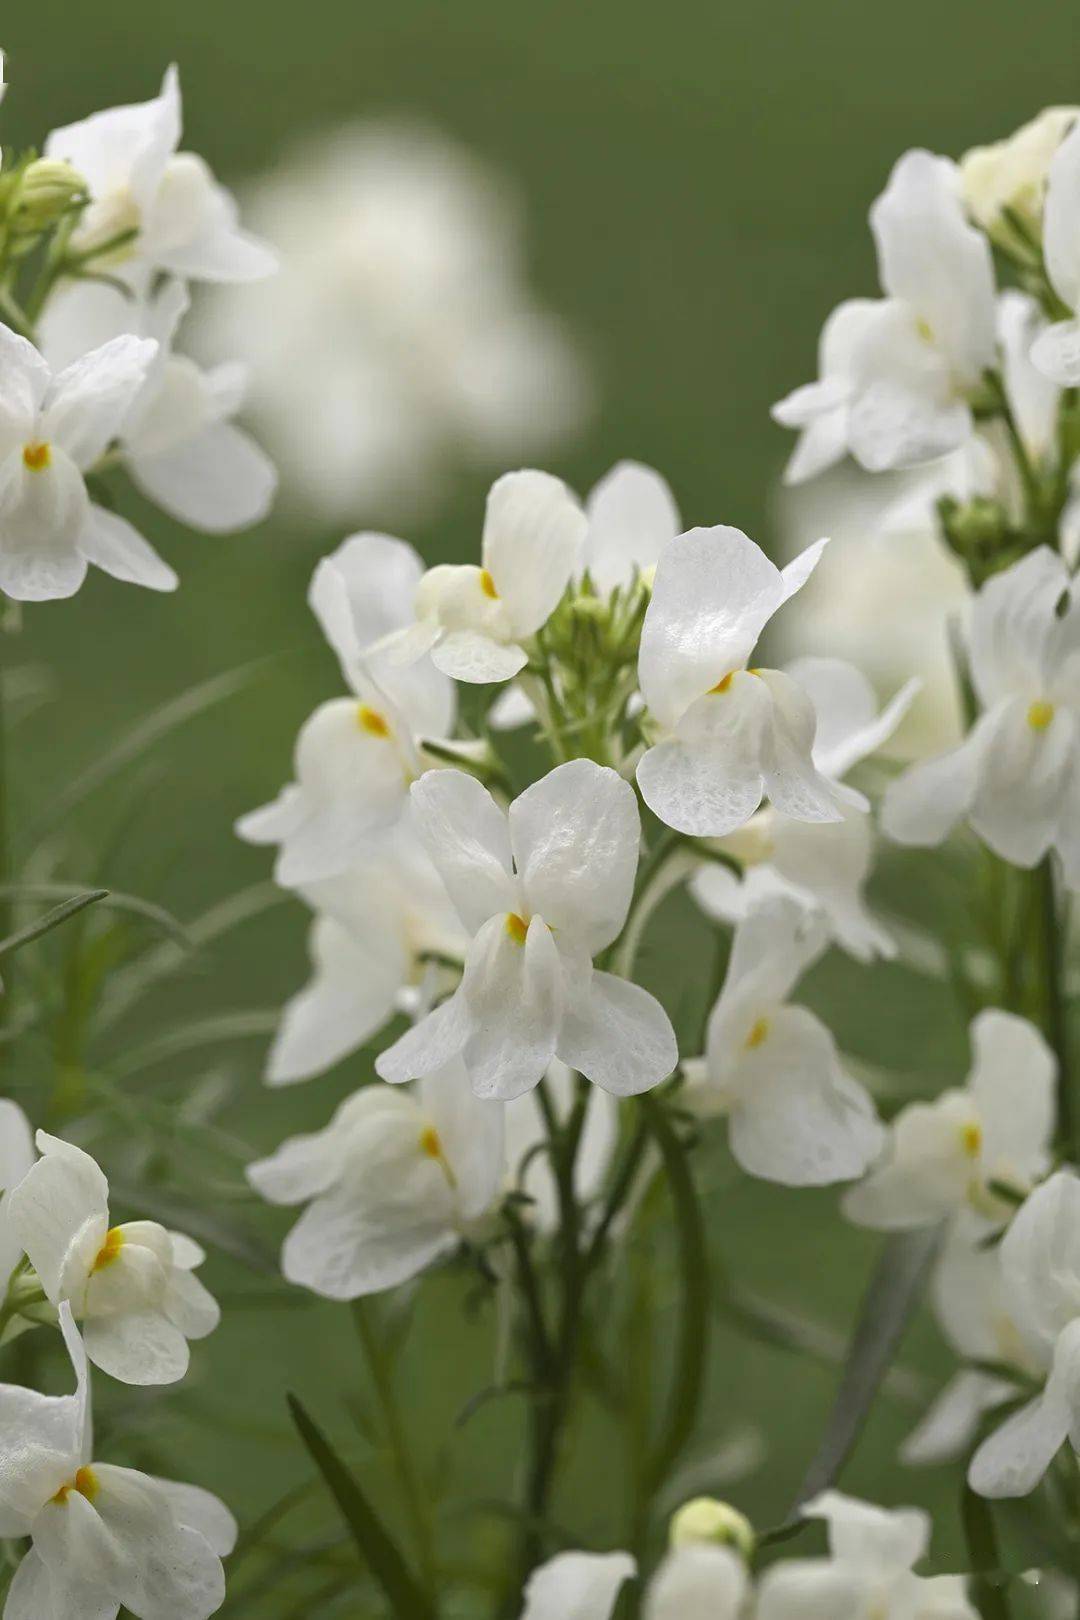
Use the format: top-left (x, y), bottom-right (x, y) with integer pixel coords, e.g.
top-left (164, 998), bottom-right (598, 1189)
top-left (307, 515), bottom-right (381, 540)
top-left (756, 1492), bottom-right (977, 1620)
top-left (395, 469), bottom-right (587, 683)
top-left (643, 1544), bottom-right (750, 1620)
top-left (775, 151), bottom-right (997, 475)
top-left (969, 1171), bottom-right (1080, 1498)
top-left (636, 524), bottom-right (864, 838)
top-left (883, 547), bottom-right (1080, 881)
top-left (247, 1064), bottom-right (503, 1300)
top-left (845, 1010), bottom-right (1055, 1230)
top-left (1031, 120), bottom-right (1080, 385)
top-left (504, 1059), bottom-right (619, 1232)
top-left (194, 121), bottom-right (590, 526)
top-left (44, 65), bottom-right (275, 286)
top-left (518, 1551), bottom-right (637, 1620)
top-left (691, 656), bottom-right (917, 961)
top-left (263, 825), bottom-right (467, 1086)
top-left (0, 1304), bottom-right (236, 1620)
top-left (581, 460), bottom-right (680, 594)
top-left (0, 325), bottom-right (175, 601)
top-left (684, 896), bottom-right (882, 1185)
top-left (375, 760), bottom-right (678, 1100)
top-left (237, 533), bottom-right (456, 885)
top-left (0, 1098), bottom-right (33, 1290)
top-left (902, 1221), bottom-right (1039, 1468)
top-left (961, 107), bottom-right (1079, 241)
top-left (7, 1133), bottom-right (219, 1385)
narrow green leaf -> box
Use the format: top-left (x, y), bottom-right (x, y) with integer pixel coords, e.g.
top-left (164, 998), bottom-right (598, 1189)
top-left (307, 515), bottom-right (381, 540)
top-left (287, 1393), bottom-right (436, 1620)
top-left (0, 883), bottom-right (191, 949)
top-left (0, 888), bottom-right (107, 958)
top-left (110, 1009), bottom-right (278, 1078)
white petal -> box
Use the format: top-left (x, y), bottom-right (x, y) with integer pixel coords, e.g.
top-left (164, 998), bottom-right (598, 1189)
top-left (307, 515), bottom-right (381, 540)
top-left (432, 629), bottom-right (528, 683)
top-left (802, 1488), bottom-right (929, 1570)
top-left (644, 1544), bottom-right (747, 1620)
top-left (418, 1060), bottom-right (505, 1222)
top-left (901, 1371), bottom-right (1016, 1467)
top-left (409, 769), bottom-right (516, 932)
top-left (755, 669), bottom-right (856, 823)
top-left (147, 152), bottom-right (277, 282)
top-left (510, 759), bottom-right (640, 954)
top-left (717, 893), bottom-right (828, 1013)
top-left (44, 336), bottom-right (157, 469)
top-left (234, 784), bottom-right (305, 846)
top-left (129, 422), bottom-right (276, 533)
top-left (968, 1385), bottom-right (1071, 1500)
top-left (0, 1098), bottom-right (35, 1285)
top-left (557, 971), bottom-right (677, 1096)
top-left (163, 1268), bottom-right (219, 1341)
top-left (78, 505), bottom-right (177, 592)
top-left (999, 1172), bottom-right (1080, 1349)
top-left (967, 546), bottom-right (1068, 711)
top-left (1030, 317), bottom-right (1080, 386)
top-left (83, 1461), bottom-right (227, 1620)
top-left (5, 1547), bottom-right (116, 1620)
top-left (881, 709), bottom-right (999, 847)
top-left (785, 656), bottom-right (918, 778)
top-left (756, 1560), bottom-right (870, 1620)
top-left (83, 1310), bottom-right (190, 1386)
top-left (637, 672), bottom-right (772, 837)
top-left (44, 64), bottom-right (181, 207)
top-left (8, 1134), bottom-right (109, 1301)
top-left (967, 1009), bottom-right (1056, 1185)
top-left (0, 325), bottom-right (50, 453)
top-left (481, 469), bottom-right (586, 638)
top-left (153, 1481), bottom-right (236, 1557)
top-left (638, 526), bottom-right (783, 729)
top-left (969, 699), bottom-right (1074, 868)
top-left (582, 460), bottom-right (679, 592)
top-left (519, 1550), bottom-right (636, 1620)
top-left (846, 302), bottom-right (974, 471)
top-left (0, 445), bottom-right (89, 602)
top-left (1043, 120), bottom-right (1080, 311)
top-left (281, 1184), bottom-right (453, 1300)
top-left (375, 991), bottom-right (470, 1086)
top-left (460, 915), bottom-right (563, 1101)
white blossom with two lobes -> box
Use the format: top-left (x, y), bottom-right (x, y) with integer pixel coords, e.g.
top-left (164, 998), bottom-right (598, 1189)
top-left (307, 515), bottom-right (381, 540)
top-left (7, 1134), bottom-right (219, 1385)
top-left (376, 760), bottom-right (678, 1101)
top-left (0, 325), bottom-right (175, 601)
top-left (636, 525), bottom-right (863, 838)
top-left (775, 150), bottom-right (997, 475)
top-left (247, 1063), bottom-right (503, 1300)
top-left (691, 656), bottom-right (917, 961)
top-left (883, 547), bottom-right (1080, 883)
top-left (1031, 120), bottom-right (1080, 385)
top-left (0, 1304), bottom-right (235, 1620)
top-left (684, 897), bottom-right (882, 1186)
top-left (237, 532), bottom-right (456, 886)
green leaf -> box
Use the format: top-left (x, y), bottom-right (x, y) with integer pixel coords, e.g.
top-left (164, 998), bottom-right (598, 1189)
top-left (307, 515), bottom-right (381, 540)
top-left (0, 883), bottom-right (191, 949)
top-left (0, 888), bottom-right (107, 957)
top-left (287, 1393), bottom-right (436, 1620)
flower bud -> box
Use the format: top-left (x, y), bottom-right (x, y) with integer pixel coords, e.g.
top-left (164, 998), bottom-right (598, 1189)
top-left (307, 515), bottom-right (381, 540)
top-left (11, 157), bottom-right (87, 233)
top-left (961, 108), bottom-right (1079, 248)
top-left (669, 1497), bottom-right (755, 1560)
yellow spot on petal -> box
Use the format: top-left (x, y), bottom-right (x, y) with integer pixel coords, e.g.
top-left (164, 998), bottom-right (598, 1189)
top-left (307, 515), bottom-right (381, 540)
top-left (418, 1124), bottom-right (457, 1188)
top-left (92, 1227), bottom-right (125, 1272)
top-left (709, 672), bottom-right (735, 695)
top-left (22, 442), bottom-right (51, 472)
top-left (745, 1017), bottom-right (770, 1050)
top-left (479, 568), bottom-right (499, 600)
top-left (51, 1466), bottom-right (99, 1506)
top-left (961, 1121), bottom-right (983, 1158)
top-left (916, 317), bottom-right (935, 344)
top-left (1028, 700), bottom-right (1055, 731)
top-left (505, 911), bottom-right (529, 945)
top-left (356, 703), bottom-right (391, 737)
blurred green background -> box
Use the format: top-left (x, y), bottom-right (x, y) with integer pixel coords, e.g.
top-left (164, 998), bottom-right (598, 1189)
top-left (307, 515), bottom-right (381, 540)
top-left (1, 1), bottom-right (1076, 1612)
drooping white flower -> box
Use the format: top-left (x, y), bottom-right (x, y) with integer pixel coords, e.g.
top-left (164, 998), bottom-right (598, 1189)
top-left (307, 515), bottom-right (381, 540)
top-left (44, 65), bottom-right (275, 287)
top-left (882, 547), bottom-right (1080, 882)
top-left (375, 760), bottom-right (678, 1101)
top-left (504, 1059), bottom-right (619, 1232)
top-left (636, 524), bottom-right (863, 839)
top-left (247, 1064), bottom-right (503, 1300)
top-left (0, 1098), bottom-right (34, 1290)
top-left (691, 656), bottom-right (917, 960)
top-left (0, 325), bottom-right (175, 601)
top-left (194, 121), bottom-right (591, 526)
top-left (1031, 120), bottom-right (1080, 384)
top-left (581, 460), bottom-right (680, 594)
top-left (845, 1010), bottom-right (1055, 1230)
top-left (518, 1551), bottom-right (637, 1620)
top-left (236, 533), bottom-right (456, 885)
top-left (7, 1133), bottom-right (219, 1385)
top-left (391, 469), bottom-right (587, 683)
top-left (775, 151), bottom-right (997, 475)
top-left (263, 825), bottom-right (467, 1085)
top-left (969, 1171), bottom-right (1080, 1498)
top-left (902, 1220), bottom-right (1039, 1468)
top-left (755, 1492), bottom-right (977, 1620)
top-left (683, 897), bottom-right (882, 1186)
top-left (961, 107), bottom-right (1079, 242)
top-left (0, 1303), bottom-right (236, 1620)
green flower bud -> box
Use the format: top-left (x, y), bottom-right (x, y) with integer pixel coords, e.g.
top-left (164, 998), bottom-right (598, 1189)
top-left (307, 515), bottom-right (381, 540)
top-left (669, 1497), bottom-right (755, 1560)
top-left (11, 158), bottom-right (87, 234)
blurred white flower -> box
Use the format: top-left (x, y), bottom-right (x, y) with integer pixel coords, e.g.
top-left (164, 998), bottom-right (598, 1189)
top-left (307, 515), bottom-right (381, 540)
top-left (961, 107), bottom-right (1079, 242)
top-left (1031, 121), bottom-right (1080, 384)
top-left (581, 460), bottom-right (680, 594)
top-left (883, 548), bottom-right (1080, 883)
top-left (691, 656), bottom-right (917, 961)
top-left (845, 1010), bottom-right (1055, 1230)
top-left (0, 1097), bottom-right (33, 1290)
top-left (644, 1545), bottom-right (749, 1620)
top-left (1, 1304), bottom-right (235, 1620)
top-left (518, 1550), bottom-right (636, 1620)
top-left (684, 896), bottom-right (882, 1186)
top-left (247, 1064), bottom-right (503, 1300)
top-left (0, 326), bottom-right (175, 601)
top-left (970, 1171), bottom-right (1080, 1498)
top-left (636, 525), bottom-right (863, 837)
top-left (8, 1133), bottom-right (219, 1385)
top-left (44, 64), bottom-right (275, 286)
top-left (376, 760), bottom-right (678, 1101)
top-left (196, 121), bottom-right (592, 524)
top-left (775, 150), bottom-right (997, 474)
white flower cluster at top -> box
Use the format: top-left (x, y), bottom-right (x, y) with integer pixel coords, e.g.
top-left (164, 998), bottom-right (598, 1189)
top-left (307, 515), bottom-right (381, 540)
top-left (2, 50), bottom-right (1080, 1620)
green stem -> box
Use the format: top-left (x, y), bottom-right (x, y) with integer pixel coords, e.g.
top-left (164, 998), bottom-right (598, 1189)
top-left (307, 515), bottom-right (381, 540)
top-left (0, 642), bottom-right (11, 1037)
top-left (351, 1300), bottom-right (436, 1595)
top-left (1037, 856), bottom-right (1072, 1153)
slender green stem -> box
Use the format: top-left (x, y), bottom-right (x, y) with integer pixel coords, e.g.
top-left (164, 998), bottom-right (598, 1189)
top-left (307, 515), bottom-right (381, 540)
top-left (584, 1115), bottom-right (650, 1271)
top-left (350, 1300), bottom-right (436, 1595)
top-left (0, 644), bottom-right (11, 1038)
top-left (961, 1486), bottom-right (1012, 1620)
top-left (1037, 856), bottom-right (1072, 1153)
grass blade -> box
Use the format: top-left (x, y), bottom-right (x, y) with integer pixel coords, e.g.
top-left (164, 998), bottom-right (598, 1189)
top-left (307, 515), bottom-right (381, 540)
top-left (0, 888), bottom-right (107, 957)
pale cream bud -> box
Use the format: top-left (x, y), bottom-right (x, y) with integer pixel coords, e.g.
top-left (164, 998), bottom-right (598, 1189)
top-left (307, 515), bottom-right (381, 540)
top-left (669, 1497), bottom-right (755, 1559)
top-left (12, 157), bottom-right (87, 233)
top-left (961, 107), bottom-right (1079, 244)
